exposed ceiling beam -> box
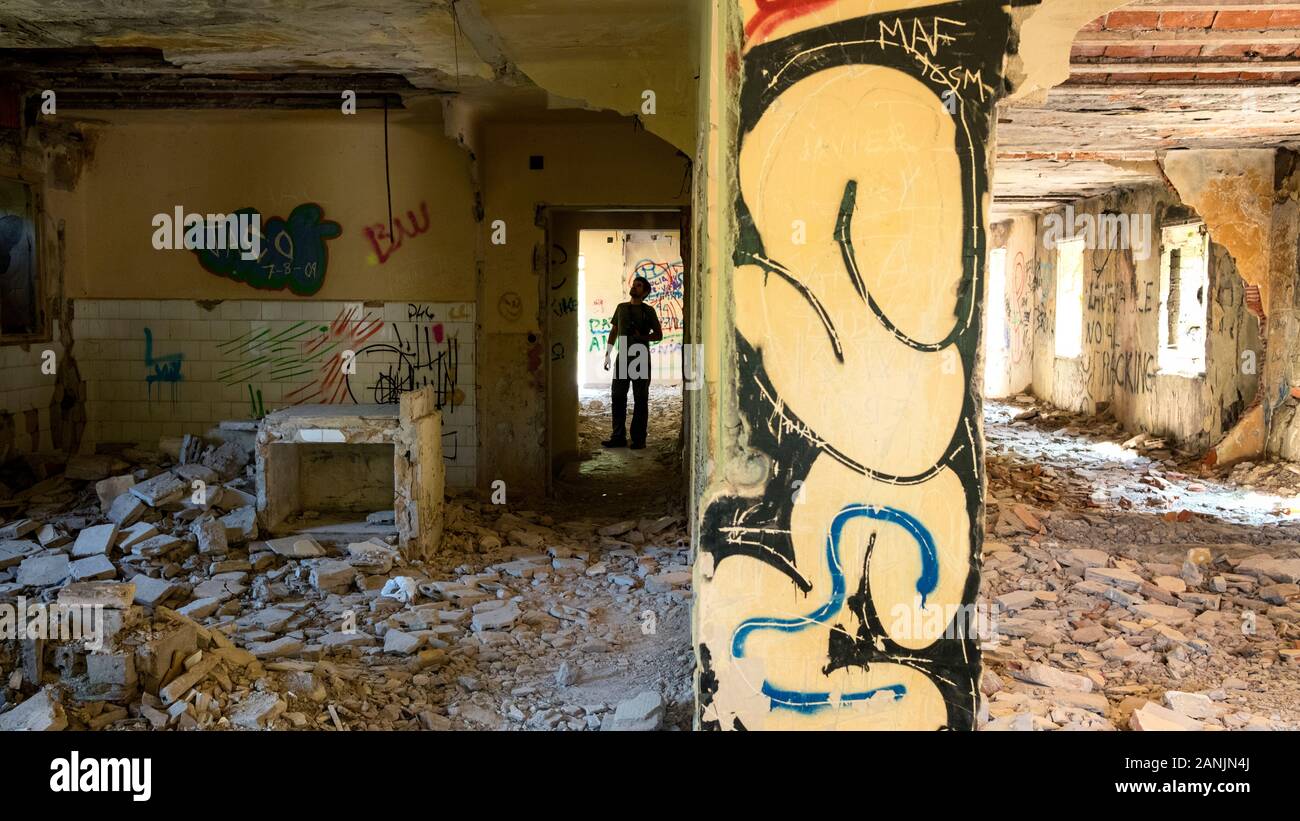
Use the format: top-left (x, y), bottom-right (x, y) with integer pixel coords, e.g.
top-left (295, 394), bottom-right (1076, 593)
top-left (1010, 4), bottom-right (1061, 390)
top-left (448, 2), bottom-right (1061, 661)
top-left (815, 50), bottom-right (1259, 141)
top-left (1050, 82), bottom-right (1300, 90)
top-left (1125, 0), bottom-right (1300, 9)
top-left (1070, 58), bottom-right (1300, 73)
top-left (1075, 29), bottom-right (1300, 46)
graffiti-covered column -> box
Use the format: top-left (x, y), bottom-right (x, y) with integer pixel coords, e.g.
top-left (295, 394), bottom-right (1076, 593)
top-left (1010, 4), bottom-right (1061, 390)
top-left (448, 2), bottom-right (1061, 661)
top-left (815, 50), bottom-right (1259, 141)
top-left (694, 0), bottom-right (1016, 731)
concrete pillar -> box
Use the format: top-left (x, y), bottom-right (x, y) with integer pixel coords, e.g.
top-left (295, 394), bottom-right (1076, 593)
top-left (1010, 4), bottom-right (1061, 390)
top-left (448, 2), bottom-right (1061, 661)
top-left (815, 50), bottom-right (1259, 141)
top-left (693, 0), bottom-right (1017, 731)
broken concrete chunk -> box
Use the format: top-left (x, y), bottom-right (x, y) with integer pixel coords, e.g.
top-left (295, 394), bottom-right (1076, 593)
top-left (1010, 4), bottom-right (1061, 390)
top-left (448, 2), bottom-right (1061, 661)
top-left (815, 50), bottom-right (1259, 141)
top-left (381, 576), bottom-right (417, 604)
top-left (602, 691), bottom-right (664, 731)
top-left (1064, 548), bottom-right (1109, 568)
top-left (1084, 566), bottom-right (1144, 592)
top-left (1154, 575), bottom-right (1188, 594)
top-left (1130, 702), bottom-right (1204, 731)
top-left (319, 631), bottom-right (377, 648)
top-left (471, 600), bottom-right (520, 631)
top-left (117, 522), bottom-right (159, 550)
top-left (646, 571), bottom-right (691, 593)
top-left (1163, 691), bottom-right (1219, 719)
top-left (597, 520), bottom-right (636, 537)
top-left (0, 518), bottom-right (40, 540)
top-left (177, 596), bottom-right (223, 620)
top-left (238, 607), bottom-right (294, 632)
top-left (58, 581), bottom-right (137, 611)
top-left (135, 624), bottom-right (199, 692)
top-left (202, 440), bottom-right (250, 481)
top-left (192, 517), bottom-right (228, 555)
top-left (94, 475), bottom-right (136, 513)
top-left (249, 636), bottom-right (305, 659)
top-left (1130, 603), bottom-right (1193, 625)
top-left (130, 574), bottom-right (179, 608)
top-left (310, 559), bottom-right (356, 593)
top-left (384, 629), bottom-right (424, 655)
top-left (71, 523), bottom-right (119, 558)
top-left (16, 553), bottom-right (71, 588)
top-left (130, 534), bottom-right (184, 559)
top-left (218, 487), bottom-right (256, 510)
top-left (1235, 556), bottom-right (1300, 584)
top-left (36, 525), bottom-right (70, 548)
top-left (1023, 662), bottom-right (1092, 693)
top-left (229, 691), bottom-right (285, 729)
top-left (220, 506), bottom-right (258, 544)
top-left (0, 539), bottom-right (40, 570)
top-left (107, 493), bottom-right (146, 527)
top-left (130, 471), bottom-right (187, 507)
top-left (0, 687), bottom-right (67, 731)
top-left (70, 553), bottom-right (117, 581)
top-left (173, 463), bottom-right (219, 484)
top-left (995, 590), bottom-right (1040, 611)
top-left (265, 535), bottom-right (324, 558)
top-left (159, 655), bottom-right (220, 706)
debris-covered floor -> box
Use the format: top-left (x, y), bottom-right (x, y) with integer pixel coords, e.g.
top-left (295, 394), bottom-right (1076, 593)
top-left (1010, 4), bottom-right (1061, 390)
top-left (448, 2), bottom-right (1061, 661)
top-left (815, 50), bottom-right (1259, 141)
top-left (2, 389), bottom-right (1298, 731)
top-left (981, 397), bottom-right (1300, 730)
top-left (0, 389), bottom-right (692, 732)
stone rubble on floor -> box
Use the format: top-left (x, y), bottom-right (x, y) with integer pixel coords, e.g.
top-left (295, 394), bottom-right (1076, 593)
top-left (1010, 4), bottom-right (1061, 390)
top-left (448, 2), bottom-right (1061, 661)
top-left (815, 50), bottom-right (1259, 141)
top-left (0, 435), bottom-right (692, 731)
top-left (980, 482), bottom-right (1300, 730)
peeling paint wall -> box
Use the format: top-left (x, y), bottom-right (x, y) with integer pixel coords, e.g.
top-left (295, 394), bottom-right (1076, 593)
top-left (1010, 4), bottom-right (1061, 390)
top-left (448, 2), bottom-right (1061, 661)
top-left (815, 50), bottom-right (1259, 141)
top-left (1029, 184), bottom-right (1261, 451)
top-left (1261, 152), bottom-right (1300, 459)
top-left (695, 0), bottom-right (1014, 730)
top-left (986, 215), bottom-right (1037, 398)
top-left (0, 120), bottom-right (91, 462)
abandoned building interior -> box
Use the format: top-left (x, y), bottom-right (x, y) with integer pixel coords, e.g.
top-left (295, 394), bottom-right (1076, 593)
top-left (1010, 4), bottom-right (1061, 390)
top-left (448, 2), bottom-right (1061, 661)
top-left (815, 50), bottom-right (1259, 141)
top-left (1, 0), bottom-right (1300, 734)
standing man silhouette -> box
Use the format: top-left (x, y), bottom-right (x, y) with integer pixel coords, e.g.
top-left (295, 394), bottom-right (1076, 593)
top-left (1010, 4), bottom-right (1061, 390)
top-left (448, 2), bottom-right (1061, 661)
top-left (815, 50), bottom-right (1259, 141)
top-left (602, 275), bottom-right (663, 449)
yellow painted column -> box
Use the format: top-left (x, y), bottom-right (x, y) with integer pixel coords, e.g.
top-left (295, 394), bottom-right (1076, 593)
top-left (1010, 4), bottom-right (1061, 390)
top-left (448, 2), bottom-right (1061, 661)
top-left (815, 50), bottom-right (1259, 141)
top-left (694, 0), bottom-right (1014, 730)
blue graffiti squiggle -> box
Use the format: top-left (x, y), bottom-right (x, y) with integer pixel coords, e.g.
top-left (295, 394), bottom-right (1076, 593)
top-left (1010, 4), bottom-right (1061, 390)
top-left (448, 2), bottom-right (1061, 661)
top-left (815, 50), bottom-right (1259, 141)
top-left (731, 503), bottom-right (939, 712)
top-left (762, 680), bottom-right (907, 714)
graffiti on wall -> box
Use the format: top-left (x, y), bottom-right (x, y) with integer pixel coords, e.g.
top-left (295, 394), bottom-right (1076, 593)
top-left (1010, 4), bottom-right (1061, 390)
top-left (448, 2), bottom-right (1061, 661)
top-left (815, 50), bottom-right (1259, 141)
top-left (587, 317), bottom-right (612, 352)
top-left (143, 327), bottom-right (183, 403)
top-left (353, 322), bottom-right (462, 408)
top-left (196, 203), bottom-right (341, 296)
top-left (1008, 251), bottom-right (1032, 365)
top-left (364, 202), bottom-right (431, 264)
top-left (698, 1), bottom-right (1008, 730)
top-left (215, 305), bottom-right (463, 416)
top-left (631, 258), bottom-right (685, 335)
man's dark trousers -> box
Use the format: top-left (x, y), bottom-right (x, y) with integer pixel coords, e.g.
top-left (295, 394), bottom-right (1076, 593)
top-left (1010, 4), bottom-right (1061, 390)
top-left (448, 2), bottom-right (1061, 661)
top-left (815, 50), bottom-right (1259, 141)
top-left (611, 375), bottom-right (650, 445)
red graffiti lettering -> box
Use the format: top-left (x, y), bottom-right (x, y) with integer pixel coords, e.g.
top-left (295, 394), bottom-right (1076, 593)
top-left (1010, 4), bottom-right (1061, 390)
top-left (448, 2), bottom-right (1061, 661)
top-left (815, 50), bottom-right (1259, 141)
top-left (364, 201), bottom-right (431, 264)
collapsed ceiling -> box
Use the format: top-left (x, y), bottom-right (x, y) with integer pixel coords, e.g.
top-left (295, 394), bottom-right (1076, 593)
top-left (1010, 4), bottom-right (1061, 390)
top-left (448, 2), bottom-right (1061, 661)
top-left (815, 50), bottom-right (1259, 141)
top-left (995, 0), bottom-right (1300, 218)
top-left (1, 0), bottom-right (1297, 216)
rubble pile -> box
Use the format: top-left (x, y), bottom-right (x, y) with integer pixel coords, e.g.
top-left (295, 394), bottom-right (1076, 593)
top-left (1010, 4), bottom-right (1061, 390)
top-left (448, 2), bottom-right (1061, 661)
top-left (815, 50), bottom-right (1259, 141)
top-left (981, 427), bottom-right (1300, 730)
top-left (0, 431), bottom-right (693, 731)
top-left (5, 386), bottom-right (1299, 733)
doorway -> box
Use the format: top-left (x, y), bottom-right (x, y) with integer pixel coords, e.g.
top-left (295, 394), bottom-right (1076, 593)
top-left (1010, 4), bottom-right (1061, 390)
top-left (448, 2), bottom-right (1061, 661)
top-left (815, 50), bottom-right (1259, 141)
top-left (543, 208), bottom-right (688, 514)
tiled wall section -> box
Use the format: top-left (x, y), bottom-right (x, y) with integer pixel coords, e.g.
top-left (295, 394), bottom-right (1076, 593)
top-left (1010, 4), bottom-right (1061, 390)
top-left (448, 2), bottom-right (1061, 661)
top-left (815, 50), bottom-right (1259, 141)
top-left (0, 324), bottom-right (65, 456)
top-left (71, 300), bottom-right (477, 488)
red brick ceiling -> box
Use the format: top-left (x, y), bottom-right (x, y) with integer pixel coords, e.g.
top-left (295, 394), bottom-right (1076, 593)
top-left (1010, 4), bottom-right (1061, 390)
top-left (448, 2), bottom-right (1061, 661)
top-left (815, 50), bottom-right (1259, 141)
top-left (1069, 4), bottom-right (1300, 83)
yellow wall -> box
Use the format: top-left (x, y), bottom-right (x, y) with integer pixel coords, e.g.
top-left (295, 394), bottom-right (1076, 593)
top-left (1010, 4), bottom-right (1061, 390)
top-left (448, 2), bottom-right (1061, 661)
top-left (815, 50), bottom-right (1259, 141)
top-left (478, 117), bottom-right (689, 495)
top-left (69, 108), bottom-right (477, 302)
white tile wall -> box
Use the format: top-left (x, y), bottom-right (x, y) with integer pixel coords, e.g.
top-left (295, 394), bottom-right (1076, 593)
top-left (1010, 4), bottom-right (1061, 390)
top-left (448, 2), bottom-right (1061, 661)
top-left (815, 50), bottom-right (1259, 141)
top-left (0, 321), bottom-right (65, 454)
top-left (72, 300), bottom-right (477, 488)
